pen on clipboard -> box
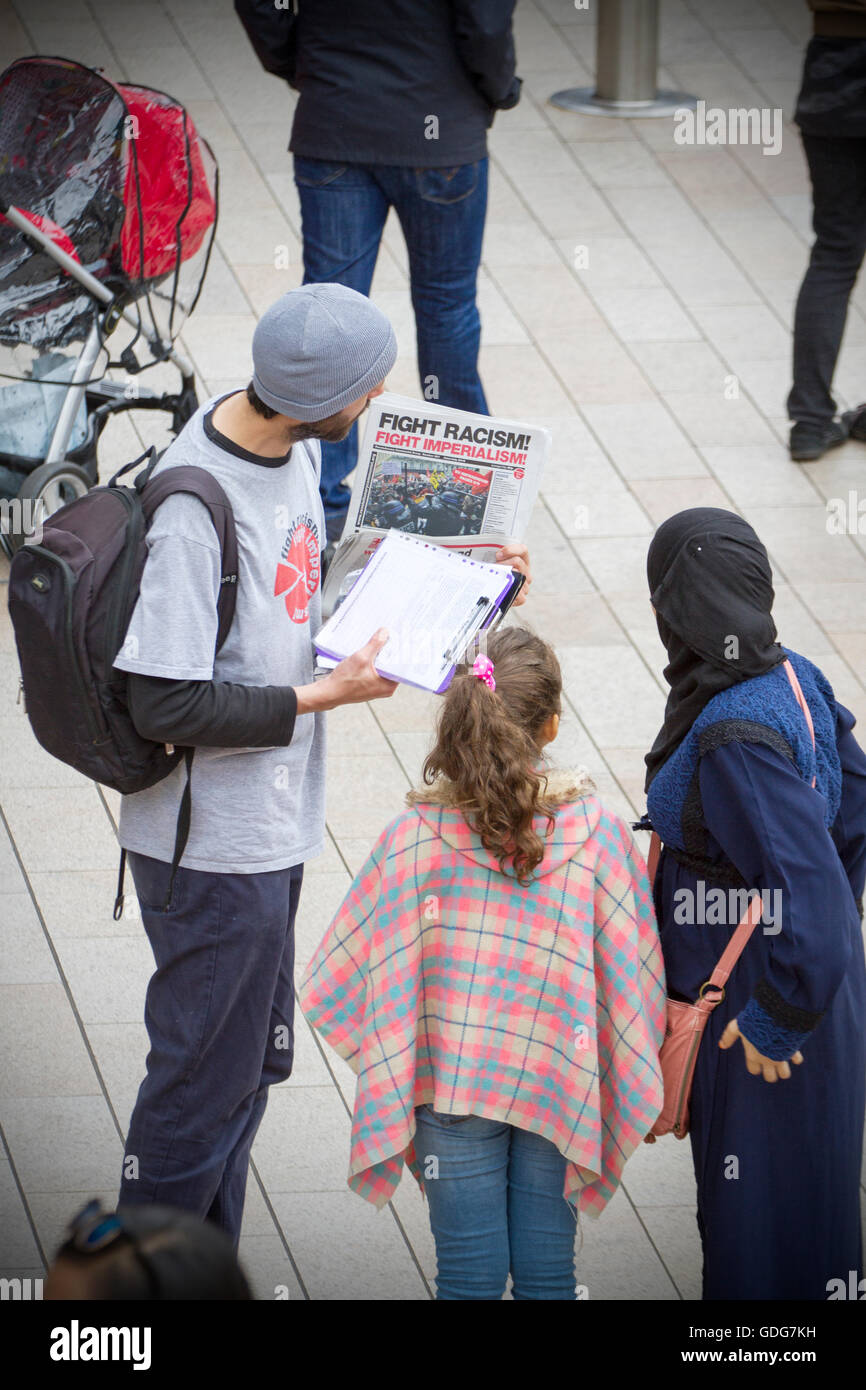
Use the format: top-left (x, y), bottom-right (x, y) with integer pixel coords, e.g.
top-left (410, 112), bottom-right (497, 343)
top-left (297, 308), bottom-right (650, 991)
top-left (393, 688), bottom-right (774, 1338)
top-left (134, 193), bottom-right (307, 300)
top-left (443, 596), bottom-right (489, 665)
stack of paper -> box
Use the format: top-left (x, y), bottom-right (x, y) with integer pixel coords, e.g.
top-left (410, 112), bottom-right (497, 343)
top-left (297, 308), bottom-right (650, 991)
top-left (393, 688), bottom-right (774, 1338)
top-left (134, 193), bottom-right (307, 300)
top-left (313, 531), bottom-right (520, 692)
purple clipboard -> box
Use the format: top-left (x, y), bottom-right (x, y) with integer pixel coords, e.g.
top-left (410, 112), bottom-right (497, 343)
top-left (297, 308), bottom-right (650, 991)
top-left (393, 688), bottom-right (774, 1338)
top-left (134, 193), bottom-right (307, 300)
top-left (313, 536), bottom-right (521, 693)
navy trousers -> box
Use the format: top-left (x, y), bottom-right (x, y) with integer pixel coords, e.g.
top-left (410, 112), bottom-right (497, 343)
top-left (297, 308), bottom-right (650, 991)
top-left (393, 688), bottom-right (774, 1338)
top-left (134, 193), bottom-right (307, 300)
top-left (118, 852), bottom-right (304, 1244)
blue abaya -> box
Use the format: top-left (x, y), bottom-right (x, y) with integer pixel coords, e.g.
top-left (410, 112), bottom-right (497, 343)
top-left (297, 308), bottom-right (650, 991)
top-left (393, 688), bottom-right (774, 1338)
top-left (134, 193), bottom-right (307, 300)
top-left (652, 702), bottom-right (866, 1301)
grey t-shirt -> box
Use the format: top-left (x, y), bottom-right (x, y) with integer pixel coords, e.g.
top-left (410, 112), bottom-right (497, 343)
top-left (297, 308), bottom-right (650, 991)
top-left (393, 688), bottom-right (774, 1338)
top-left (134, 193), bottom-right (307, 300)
top-left (114, 396), bottom-right (327, 874)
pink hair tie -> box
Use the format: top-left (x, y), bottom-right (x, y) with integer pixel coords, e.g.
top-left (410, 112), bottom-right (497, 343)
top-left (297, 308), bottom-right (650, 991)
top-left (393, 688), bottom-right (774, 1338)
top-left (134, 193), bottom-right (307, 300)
top-left (472, 654), bottom-right (496, 691)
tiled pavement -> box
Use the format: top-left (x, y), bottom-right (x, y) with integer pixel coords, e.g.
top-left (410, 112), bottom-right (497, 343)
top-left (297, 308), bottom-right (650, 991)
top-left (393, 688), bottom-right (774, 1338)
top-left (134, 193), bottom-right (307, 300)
top-left (1, 0), bottom-right (865, 1300)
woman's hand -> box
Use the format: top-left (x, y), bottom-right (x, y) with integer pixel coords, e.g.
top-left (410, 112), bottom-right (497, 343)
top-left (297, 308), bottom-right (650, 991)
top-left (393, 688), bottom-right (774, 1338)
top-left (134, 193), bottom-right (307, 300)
top-left (496, 540), bottom-right (531, 606)
top-left (719, 1017), bottom-right (804, 1082)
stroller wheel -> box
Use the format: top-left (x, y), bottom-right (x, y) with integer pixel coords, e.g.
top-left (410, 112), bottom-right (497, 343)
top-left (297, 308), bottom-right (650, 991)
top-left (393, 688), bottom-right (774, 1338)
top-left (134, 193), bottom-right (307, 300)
top-left (7, 461), bottom-right (92, 552)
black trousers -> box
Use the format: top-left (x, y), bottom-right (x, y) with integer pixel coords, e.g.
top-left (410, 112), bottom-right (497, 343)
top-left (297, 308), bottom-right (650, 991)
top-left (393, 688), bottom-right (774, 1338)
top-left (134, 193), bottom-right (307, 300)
top-left (788, 133), bottom-right (866, 429)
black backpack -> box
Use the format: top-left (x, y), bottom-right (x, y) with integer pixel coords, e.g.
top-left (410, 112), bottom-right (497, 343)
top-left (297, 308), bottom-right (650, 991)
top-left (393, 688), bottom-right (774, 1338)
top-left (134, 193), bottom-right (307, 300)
top-left (8, 448), bottom-right (238, 914)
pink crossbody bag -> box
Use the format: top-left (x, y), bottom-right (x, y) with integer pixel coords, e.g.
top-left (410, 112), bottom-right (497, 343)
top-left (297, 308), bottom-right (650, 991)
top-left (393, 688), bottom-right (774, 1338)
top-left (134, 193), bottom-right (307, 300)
top-left (644, 659), bottom-right (816, 1142)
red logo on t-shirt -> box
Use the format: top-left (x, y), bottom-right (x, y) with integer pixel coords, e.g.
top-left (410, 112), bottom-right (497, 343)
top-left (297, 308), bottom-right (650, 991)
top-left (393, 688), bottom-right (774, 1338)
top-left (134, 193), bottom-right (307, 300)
top-left (274, 514), bottom-right (320, 624)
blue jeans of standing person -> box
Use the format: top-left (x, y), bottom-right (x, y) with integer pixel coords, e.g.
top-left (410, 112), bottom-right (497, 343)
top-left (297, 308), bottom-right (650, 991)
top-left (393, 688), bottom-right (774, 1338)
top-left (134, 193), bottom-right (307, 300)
top-left (118, 852), bottom-right (303, 1245)
top-left (293, 157), bottom-right (490, 536)
top-left (414, 1105), bottom-right (577, 1300)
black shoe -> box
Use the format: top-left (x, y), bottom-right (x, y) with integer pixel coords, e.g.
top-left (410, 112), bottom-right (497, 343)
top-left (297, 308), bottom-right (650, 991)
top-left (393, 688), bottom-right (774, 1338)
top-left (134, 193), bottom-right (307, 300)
top-left (789, 419), bottom-right (848, 462)
top-left (841, 404), bottom-right (866, 443)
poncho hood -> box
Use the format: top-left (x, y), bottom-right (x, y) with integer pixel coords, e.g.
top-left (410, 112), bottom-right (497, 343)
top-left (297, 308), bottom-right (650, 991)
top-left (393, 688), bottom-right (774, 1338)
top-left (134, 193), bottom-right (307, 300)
top-left (409, 767), bottom-right (600, 877)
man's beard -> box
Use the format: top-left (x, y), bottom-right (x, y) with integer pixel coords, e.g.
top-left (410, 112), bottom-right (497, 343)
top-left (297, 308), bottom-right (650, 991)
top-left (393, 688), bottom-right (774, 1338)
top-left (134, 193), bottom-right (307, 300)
top-left (288, 399), bottom-right (369, 445)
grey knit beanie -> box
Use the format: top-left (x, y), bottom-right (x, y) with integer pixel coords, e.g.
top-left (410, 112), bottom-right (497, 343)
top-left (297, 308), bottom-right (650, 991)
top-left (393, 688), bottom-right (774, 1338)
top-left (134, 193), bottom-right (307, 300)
top-left (251, 283), bottom-right (398, 421)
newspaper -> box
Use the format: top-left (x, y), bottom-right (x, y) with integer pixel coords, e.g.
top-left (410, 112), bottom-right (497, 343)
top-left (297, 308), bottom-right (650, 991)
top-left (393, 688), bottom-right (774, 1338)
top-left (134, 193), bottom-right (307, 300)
top-left (321, 391), bottom-right (549, 617)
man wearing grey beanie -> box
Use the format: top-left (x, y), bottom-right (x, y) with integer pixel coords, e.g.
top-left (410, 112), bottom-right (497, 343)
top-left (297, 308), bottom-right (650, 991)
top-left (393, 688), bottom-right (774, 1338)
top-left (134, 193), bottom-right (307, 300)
top-left (109, 283), bottom-right (402, 1244)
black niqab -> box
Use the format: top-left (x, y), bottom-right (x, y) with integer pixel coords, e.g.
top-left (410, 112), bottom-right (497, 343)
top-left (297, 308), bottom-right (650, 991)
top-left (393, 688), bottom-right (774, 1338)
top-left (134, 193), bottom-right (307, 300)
top-left (644, 507), bottom-right (785, 790)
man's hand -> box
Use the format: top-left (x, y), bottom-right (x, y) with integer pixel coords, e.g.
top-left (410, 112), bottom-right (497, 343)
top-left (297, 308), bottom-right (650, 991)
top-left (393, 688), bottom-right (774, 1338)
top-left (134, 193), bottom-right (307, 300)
top-left (719, 1017), bottom-right (804, 1082)
top-left (496, 540), bottom-right (531, 606)
top-left (295, 630), bottom-right (398, 713)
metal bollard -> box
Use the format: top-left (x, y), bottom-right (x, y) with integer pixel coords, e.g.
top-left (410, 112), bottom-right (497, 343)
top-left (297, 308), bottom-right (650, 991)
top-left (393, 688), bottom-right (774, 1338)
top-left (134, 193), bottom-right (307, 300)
top-left (550, 0), bottom-right (696, 119)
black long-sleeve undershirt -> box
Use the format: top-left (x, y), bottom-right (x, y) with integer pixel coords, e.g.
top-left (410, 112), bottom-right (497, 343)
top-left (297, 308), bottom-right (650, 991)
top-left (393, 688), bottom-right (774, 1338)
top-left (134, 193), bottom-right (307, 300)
top-left (127, 673), bottom-right (298, 749)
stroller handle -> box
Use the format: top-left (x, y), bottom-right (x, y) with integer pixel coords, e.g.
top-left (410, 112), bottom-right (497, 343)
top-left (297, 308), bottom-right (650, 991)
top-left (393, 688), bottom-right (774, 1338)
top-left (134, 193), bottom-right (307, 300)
top-left (2, 200), bottom-right (193, 378)
top-left (2, 201), bottom-right (115, 307)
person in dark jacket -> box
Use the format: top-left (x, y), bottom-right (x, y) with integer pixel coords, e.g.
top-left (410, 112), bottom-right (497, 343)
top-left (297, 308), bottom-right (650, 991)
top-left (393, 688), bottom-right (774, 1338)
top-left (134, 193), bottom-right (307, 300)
top-left (235, 0), bottom-right (521, 541)
top-left (788, 0), bottom-right (866, 460)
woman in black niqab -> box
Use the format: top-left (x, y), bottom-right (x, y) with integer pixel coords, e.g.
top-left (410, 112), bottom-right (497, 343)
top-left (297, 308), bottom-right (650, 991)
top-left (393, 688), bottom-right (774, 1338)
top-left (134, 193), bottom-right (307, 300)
top-left (645, 507), bottom-right (785, 789)
top-left (640, 505), bottom-right (866, 1302)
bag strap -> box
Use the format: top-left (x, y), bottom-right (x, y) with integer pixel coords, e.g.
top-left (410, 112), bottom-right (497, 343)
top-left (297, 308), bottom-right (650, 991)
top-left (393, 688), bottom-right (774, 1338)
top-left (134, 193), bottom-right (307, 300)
top-left (782, 658), bottom-right (817, 787)
top-left (113, 747), bottom-right (195, 918)
top-left (139, 464), bottom-right (239, 653)
top-left (113, 848), bottom-right (127, 921)
top-left (108, 445), bottom-right (158, 490)
top-left (143, 467), bottom-right (239, 904)
top-left (115, 468), bottom-right (239, 916)
top-left (646, 657), bottom-right (818, 997)
top-left (704, 892), bottom-right (765, 994)
top-left (164, 746), bottom-right (195, 908)
top-left (647, 828), bottom-right (661, 884)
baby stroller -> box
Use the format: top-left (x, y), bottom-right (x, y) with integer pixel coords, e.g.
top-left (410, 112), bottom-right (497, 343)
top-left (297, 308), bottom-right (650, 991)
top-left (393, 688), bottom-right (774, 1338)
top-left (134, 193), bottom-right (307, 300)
top-left (0, 56), bottom-right (218, 555)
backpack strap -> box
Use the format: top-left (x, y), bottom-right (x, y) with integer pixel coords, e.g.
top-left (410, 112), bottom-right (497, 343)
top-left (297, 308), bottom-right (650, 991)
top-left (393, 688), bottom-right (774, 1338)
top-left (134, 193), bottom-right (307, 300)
top-left (109, 445), bottom-right (159, 489)
top-left (113, 466), bottom-right (240, 916)
top-left (139, 464), bottom-right (239, 653)
top-left (163, 746), bottom-right (195, 909)
top-left (112, 743), bottom-right (195, 919)
top-left (646, 658), bottom-right (818, 1004)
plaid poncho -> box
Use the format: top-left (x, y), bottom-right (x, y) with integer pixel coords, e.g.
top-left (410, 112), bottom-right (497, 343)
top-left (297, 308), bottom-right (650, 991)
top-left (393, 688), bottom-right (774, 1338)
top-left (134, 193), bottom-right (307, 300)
top-left (300, 770), bottom-right (666, 1216)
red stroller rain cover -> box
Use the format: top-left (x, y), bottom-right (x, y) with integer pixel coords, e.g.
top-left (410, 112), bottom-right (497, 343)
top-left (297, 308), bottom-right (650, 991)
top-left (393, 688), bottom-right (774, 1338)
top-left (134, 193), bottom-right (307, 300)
top-left (0, 57), bottom-right (218, 349)
top-left (118, 84), bottom-right (216, 283)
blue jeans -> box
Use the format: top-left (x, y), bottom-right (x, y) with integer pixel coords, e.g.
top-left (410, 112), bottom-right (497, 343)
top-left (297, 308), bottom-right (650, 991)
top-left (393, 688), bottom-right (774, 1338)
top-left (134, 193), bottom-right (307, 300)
top-left (294, 156), bottom-right (490, 529)
top-left (118, 852), bottom-right (303, 1245)
top-left (415, 1105), bottom-right (577, 1300)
